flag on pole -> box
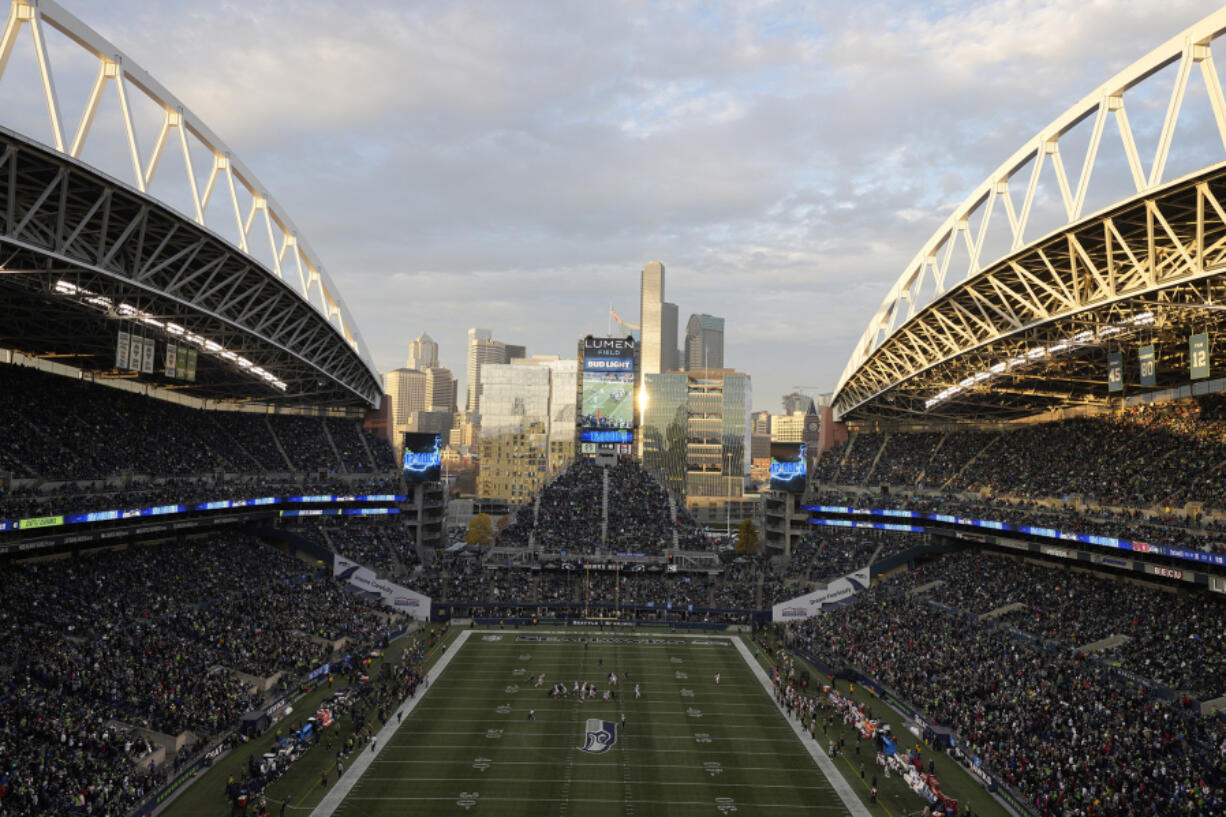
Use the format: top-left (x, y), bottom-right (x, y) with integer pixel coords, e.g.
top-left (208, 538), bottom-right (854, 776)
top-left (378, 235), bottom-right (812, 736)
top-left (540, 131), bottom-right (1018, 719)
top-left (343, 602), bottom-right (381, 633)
top-left (610, 306), bottom-right (622, 324)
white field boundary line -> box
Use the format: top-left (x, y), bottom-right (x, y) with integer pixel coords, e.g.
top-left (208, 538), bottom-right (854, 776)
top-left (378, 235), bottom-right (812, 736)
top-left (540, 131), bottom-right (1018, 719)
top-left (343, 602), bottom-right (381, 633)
top-left (383, 716), bottom-right (793, 727)
top-left (308, 627), bottom-right (474, 817)
top-left (733, 636), bottom-right (871, 817)
top-left (371, 745), bottom-right (817, 756)
top-left (338, 795), bottom-right (848, 810)
top-left (370, 759), bottom-right (819, 772)
top-left (357, 776), bottom-right (839, 789)
top-left (382, 731), bottom-right (799, 743)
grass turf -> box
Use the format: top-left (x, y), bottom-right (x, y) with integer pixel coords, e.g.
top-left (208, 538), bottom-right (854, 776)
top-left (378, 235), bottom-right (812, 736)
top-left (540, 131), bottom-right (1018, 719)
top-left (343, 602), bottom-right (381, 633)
top-left (325, 630), bottom-right (850, 817)
top-left (160, 626), bottom-right (1004, 817)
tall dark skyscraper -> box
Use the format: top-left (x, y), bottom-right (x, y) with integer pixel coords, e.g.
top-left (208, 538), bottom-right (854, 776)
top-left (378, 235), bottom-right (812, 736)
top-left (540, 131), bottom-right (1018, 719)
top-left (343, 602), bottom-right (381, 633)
top-left (684, 313), bottom-right (724, 371)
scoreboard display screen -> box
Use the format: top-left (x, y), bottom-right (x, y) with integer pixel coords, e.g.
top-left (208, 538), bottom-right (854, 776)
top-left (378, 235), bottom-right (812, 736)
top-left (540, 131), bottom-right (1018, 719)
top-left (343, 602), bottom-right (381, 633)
top-left (402, 433), bottom-right (442, 482)
top-left (581, 337), bottom-right (636, 438)
top-left (769, 442), bottom-right (807, 493)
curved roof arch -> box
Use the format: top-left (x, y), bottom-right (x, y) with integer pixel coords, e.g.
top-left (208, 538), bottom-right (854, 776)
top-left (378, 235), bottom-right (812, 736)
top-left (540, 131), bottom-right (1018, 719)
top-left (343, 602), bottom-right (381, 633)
top-left (0, 0), bottom-right (378, 390)
top-left (835, 6), bottom-right (1226, 419)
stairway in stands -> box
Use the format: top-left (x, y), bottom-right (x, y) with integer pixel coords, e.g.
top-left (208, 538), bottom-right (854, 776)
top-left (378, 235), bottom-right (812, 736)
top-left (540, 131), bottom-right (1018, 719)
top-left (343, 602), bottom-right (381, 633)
top-left (528, 491), bottom-right (542, 550)
top-left (668, 493), bottom-right (680, 550)
top-left (601, 466), bottom-right (610, 548)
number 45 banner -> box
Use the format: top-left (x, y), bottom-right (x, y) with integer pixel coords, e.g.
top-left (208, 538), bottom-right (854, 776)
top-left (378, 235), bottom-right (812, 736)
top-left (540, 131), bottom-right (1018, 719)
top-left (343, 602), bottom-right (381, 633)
top-left (1107, 353), bottom-right (1123, 393)
top-left (1190, 333), bottom-right (1210, 380)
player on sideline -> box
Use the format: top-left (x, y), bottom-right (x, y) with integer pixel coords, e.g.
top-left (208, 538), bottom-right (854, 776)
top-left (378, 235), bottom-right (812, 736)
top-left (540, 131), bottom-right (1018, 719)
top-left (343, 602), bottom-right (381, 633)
top-left (714, 673), bottom-right (720, 686)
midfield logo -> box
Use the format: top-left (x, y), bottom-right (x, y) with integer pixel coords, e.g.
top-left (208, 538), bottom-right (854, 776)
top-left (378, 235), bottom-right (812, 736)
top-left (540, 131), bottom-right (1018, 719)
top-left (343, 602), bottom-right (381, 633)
top-left (580, 718), bottom-right (618, 754)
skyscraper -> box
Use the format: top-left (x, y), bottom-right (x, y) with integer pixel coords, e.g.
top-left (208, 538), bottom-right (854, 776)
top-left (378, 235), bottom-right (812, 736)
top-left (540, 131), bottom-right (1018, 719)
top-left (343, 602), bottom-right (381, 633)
top-left (476, 357), bottom-right (577, 503)
top-left (407, 331), bottom-right (438, 370)
top-left (466, 328), bottom-right (507, 417)
top-left (662, 302), bottom-right (679, 371)
top-left (684, 313), bottom-right (724, 371)
top-left (384, 368), bottom-right (428, 428)
top-left (424, 367), bottom-right (455, 413)
top-left (639, 262), bottom-right (665, 374)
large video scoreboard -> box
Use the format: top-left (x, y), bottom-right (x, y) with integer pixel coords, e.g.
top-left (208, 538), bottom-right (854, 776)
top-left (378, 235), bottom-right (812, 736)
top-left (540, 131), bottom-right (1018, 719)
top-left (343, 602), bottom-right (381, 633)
top-left (579, 336), bottom-right (637, 456)
top-left (402, 432), bottom-right (443, 482)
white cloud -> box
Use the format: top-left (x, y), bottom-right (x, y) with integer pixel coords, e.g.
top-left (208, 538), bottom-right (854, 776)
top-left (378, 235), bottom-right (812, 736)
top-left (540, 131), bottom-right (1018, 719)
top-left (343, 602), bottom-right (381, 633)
top-left (16, 0), bottom-right (1226, 409)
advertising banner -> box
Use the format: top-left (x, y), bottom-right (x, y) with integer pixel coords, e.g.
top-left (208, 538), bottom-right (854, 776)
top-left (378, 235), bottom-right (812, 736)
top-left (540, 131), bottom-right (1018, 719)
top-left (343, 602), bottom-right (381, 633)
top-left (333, 556), bottom-right (431, 620)
top-left (771, 568), bottom-right (869, 622)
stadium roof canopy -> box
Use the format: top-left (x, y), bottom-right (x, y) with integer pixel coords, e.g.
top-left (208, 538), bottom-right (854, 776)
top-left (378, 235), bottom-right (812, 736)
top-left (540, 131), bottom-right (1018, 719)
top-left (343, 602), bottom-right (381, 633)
top-left (834, 9), bottom-right (1226, 423)
top-left (0, 0), bottom-right (381, 409)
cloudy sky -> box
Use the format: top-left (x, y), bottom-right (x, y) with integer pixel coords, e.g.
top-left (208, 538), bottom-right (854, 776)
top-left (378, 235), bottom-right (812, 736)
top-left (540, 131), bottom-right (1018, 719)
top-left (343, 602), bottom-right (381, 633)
top-left (6, 0), bottom-right (1226, 410)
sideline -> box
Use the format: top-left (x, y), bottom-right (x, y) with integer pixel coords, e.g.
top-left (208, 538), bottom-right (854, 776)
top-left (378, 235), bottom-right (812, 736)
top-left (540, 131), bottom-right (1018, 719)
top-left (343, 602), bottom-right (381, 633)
top-left (732, 636), bottom-right (872, 817)
top-left (308, 628), bottom-right (473, 816)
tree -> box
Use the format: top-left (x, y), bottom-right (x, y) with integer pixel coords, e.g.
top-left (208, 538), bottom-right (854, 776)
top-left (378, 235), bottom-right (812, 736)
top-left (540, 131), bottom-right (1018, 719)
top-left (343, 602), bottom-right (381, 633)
top-left (735, 518), bottom-right (760, 556)
top-left (466, 513), bottom-right (494, 548)
top-left (496, 514), bottom-right (511, 534)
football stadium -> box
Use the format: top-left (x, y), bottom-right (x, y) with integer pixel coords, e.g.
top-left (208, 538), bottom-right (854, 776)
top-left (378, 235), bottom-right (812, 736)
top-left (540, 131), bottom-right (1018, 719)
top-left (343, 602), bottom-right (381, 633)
top-left (1, 2), bottom-right (1225, 817)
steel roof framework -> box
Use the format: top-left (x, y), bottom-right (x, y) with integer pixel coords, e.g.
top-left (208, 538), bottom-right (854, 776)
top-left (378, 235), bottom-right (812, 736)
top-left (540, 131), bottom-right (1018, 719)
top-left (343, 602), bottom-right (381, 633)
top-left (0, 0), bottom-right (381, 407)
top-left (836, 166), bottom-right (1226, 421)
top-left (0, 132), bottom-right (379, 406)
top-left (835, 7), bottom-right (1226, 421)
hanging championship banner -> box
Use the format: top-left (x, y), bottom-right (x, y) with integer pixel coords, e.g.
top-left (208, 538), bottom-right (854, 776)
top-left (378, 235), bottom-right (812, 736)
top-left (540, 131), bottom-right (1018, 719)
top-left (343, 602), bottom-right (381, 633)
top-left (186, 347), bottom-right (198, 382)
top-left (141, 337), bottom-right (155, 374)
top-left (1107, 352), bottom-right (1123, 393)
top-left (1138, 345), bottom-right (1156, 388)
top-left (117, 330), bottom-right (131, 369)
top-left (176, 344), bottom-right (188, 379)
top-left (1190, 333), bottom-right (1210, 380)
top-left (128, 334), bottom-right (143, 372)
top-left (165, 343), bottom-right (177, 378)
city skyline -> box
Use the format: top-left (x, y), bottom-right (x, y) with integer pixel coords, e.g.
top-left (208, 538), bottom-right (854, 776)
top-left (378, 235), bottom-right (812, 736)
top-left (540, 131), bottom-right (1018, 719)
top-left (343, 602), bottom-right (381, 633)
top-left (19, 0), bottom-right (1225, 412)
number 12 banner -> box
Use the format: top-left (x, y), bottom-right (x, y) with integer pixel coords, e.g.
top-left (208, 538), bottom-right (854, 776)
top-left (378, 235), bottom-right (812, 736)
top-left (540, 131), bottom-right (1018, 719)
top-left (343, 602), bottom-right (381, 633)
top-left (1190, 333), bottom-right (1210, 380)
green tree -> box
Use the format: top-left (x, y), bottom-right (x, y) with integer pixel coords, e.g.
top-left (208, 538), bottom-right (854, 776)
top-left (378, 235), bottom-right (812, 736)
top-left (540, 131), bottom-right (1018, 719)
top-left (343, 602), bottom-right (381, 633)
top-left (466, 513), bottom-right (494, 547)
top-left (735, 518), bottom-right (760, 556)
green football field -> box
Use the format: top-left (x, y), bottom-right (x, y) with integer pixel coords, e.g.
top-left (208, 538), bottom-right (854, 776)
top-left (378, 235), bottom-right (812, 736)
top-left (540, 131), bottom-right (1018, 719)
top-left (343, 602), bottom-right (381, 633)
top-left (315, 630), bottom-right (861, 817)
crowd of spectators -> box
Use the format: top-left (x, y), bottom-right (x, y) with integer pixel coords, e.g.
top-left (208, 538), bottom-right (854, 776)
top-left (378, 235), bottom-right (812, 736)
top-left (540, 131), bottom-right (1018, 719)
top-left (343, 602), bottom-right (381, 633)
top-left (605, 461), bottom-right (687, 552)
top-left (0, 364), bottom-right (396, 482)
top-left (785, 528), bottom-right (923, 582)
top-left (816, 397), bottom-right (1226, 508)
top-left (0, 533), bottom-right (398, 817)
top-left (497, 459), bottom-right (708, 554)
top-left (295, 518), bottom-right (421, 577)
top-left (788, 573), bottom-right (1226, 816)
top-left (891, 550), bottom-right (1226, 700)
